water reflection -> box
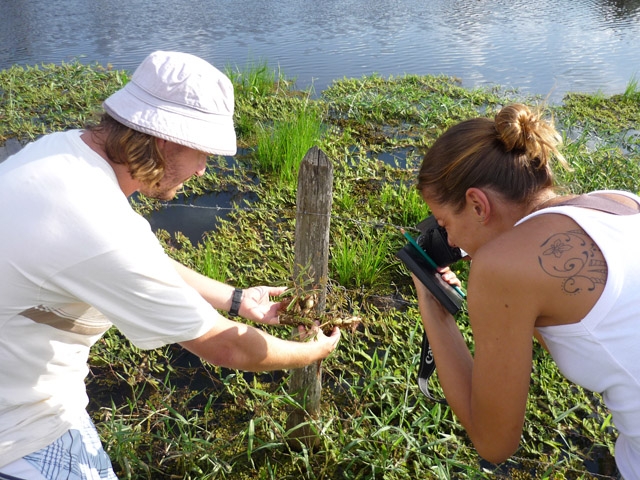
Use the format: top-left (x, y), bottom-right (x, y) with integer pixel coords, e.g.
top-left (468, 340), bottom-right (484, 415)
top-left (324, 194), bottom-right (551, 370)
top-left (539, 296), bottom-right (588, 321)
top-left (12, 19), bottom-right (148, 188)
top-left (602, 0), bottom-right (640, 16)
top-left (1, 0), bottom-right (639, 102)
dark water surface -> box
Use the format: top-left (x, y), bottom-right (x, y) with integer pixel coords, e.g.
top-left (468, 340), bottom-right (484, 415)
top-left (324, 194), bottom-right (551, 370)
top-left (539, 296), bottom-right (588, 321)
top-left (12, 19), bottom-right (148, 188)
top-left (2, 0), bottom-right (640, 103)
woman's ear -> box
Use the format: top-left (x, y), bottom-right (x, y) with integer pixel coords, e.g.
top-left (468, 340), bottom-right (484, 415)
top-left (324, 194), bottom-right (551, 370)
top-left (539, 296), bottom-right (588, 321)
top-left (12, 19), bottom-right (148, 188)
top-left (466, 188), bottom-right (491, 223)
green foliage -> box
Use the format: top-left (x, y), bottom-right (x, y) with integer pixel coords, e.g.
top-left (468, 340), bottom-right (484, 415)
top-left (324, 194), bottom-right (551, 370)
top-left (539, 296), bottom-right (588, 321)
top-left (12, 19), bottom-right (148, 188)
top-left (329, 224), bottom-right (395, 289)
top-left (0, 60), bottom-right (127, 142)
top-left (253, 104), bottom-right (325, 185)
top-left (4, 60), bottom-right (634, 478)
top-left (226, 59), bottom-right (312, 147)
top-left (225, 59), bottom-right (284, 99)
top-left (622, 75), bottom-right (640, 100)
top-left (322, 73), bottom-right (507, 152)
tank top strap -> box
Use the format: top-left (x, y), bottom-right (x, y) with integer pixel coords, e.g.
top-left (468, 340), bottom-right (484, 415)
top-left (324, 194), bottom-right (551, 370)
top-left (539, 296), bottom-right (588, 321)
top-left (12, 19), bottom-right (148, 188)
top-left (553, 193), bottom-right (640, 215)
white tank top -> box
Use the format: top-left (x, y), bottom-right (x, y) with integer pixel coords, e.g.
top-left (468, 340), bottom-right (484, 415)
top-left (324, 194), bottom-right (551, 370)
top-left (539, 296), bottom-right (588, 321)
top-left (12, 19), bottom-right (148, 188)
top-left (518, 190), bottom-right (640, 479)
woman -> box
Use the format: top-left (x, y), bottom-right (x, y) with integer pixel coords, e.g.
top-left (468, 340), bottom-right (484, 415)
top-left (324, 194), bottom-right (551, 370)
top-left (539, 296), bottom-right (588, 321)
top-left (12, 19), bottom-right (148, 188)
top-left (414, 103), bottom-right (640, 479)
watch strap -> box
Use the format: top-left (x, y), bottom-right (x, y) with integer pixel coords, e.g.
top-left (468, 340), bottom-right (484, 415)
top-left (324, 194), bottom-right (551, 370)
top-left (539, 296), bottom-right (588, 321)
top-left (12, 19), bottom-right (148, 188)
top-left (229, 288), bottom-right (243, 317)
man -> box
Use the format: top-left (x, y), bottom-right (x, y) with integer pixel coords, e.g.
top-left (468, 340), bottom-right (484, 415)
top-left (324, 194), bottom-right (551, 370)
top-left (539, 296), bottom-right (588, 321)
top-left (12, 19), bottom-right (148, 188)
top-left (0, 51), bottom-right (340, 480)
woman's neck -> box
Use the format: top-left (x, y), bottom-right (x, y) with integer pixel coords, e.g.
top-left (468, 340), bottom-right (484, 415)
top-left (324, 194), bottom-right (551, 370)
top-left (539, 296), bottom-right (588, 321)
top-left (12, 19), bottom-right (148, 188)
top-left (528, 190), bottom-right (563, 214)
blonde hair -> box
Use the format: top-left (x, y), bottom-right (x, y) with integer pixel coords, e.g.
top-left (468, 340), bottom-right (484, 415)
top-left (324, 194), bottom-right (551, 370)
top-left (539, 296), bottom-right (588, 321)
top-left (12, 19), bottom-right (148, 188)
top-left (417, 104), bottom-right (568, 210)
top-left (87, 113), bottom-right (166, 187)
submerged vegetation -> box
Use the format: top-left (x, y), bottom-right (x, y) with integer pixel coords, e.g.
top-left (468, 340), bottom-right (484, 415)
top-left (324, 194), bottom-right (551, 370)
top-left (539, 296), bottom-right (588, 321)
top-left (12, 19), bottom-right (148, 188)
top-left (2, 59), bottom-right (639, 479)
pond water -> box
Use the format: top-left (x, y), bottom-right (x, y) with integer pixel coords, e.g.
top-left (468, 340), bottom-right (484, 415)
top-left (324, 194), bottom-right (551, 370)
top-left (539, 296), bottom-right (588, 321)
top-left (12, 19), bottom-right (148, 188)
top-left (2, 0), bottom-right (640, 103)
top-left (2, 0), bottom-right (640, 242)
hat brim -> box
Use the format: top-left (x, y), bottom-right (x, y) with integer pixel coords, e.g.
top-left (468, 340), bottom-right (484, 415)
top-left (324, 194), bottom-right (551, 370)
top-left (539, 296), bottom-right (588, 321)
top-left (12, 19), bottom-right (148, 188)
top-left (103, 83), bottom-right (237, 156)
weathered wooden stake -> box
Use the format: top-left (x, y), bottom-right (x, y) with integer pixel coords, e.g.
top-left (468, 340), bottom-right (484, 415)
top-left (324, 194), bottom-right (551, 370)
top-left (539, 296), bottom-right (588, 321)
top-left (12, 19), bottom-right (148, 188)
top-left (286, 146), bottom-right (333, 449)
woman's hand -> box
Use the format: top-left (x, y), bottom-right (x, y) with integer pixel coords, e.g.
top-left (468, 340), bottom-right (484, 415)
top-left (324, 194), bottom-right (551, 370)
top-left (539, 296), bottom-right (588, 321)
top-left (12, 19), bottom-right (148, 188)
top-left (438, 266), bottom-right (462, 288)
top-left (410, 271), bottom-right (457, 322)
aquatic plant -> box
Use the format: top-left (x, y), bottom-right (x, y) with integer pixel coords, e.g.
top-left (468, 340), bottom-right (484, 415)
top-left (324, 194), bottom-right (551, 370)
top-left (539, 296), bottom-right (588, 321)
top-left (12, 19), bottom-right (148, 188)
top-left (4, 60), bottom-right (636, 479)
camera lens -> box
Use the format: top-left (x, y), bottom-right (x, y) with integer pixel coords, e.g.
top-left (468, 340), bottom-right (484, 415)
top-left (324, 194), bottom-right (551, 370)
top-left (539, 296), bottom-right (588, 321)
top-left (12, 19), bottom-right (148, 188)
top-left (416, 216), bottom-right (463, 267)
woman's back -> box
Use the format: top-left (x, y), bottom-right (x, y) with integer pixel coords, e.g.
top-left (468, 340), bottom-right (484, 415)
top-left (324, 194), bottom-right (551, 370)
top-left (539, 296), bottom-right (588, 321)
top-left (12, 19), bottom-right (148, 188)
top-left (521, 192), bottom-right (640, 480)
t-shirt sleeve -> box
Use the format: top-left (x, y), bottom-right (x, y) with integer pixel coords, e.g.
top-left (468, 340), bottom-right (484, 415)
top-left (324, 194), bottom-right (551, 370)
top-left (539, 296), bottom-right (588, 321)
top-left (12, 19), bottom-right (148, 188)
top-left (43, 233), bottom-right (221, 350)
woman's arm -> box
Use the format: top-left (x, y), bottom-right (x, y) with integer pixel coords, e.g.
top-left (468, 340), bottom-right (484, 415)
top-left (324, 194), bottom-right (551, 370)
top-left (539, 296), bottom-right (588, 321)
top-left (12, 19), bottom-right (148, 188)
top-left (461, 254), bottom-right (537, 462)
top-left (413, 244), bottom-right (539, 464)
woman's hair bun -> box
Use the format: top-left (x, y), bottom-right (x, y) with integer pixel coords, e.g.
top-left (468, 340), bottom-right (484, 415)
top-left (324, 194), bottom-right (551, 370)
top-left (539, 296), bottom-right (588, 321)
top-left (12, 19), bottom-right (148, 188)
top-left (494, 103), bottom-right (565, 170)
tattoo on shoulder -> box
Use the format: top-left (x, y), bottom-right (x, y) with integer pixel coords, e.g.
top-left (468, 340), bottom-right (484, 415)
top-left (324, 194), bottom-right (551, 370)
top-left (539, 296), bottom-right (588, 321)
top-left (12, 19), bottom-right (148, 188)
top-left (538, 228), bottom-right (607, 295)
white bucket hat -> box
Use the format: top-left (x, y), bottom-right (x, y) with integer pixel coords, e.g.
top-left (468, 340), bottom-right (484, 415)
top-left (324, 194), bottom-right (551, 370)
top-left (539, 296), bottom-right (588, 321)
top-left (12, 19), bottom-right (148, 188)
top-left (103, 51), bottom-right (237, 156)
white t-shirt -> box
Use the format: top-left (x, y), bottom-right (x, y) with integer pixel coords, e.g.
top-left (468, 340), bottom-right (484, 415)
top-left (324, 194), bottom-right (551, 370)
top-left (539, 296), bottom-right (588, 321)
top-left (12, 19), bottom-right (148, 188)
top-left (0, 130), bottom-right (222, 466)
top-left (519, 191), bottom-right (640, 480)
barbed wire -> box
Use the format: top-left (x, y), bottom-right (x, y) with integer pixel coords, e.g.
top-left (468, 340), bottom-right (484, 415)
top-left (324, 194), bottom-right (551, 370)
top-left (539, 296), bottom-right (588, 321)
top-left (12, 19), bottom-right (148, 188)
top-left (154, 202), bottom-right (422, 233)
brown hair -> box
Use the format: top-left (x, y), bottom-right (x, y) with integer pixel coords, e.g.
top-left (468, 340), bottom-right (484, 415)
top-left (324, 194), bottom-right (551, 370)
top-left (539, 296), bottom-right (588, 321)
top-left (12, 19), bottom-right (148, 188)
top-left (87, 113), bottom-right (166, 187)
top-left (417, 104), bottom-right (568, 211)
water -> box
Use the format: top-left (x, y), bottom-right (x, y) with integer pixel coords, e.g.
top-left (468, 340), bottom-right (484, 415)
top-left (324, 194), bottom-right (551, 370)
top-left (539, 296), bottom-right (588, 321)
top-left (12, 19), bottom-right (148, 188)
top-left (2, 0), bottom-right (640, 242)
top-left (1, 0), bottom-right (640, 103)
top-left (147, 189), bottom-right (259, 243)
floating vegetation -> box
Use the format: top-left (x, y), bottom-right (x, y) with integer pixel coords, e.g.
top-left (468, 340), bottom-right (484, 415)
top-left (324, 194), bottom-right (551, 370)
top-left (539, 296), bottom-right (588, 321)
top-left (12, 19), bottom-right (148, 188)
top-left (3, 60), bottom-right (637, 479)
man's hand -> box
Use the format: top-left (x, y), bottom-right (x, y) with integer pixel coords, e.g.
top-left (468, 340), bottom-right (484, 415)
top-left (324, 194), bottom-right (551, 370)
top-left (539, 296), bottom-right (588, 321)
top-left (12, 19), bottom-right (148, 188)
top-left (239, 286), bottom-right (287, 324)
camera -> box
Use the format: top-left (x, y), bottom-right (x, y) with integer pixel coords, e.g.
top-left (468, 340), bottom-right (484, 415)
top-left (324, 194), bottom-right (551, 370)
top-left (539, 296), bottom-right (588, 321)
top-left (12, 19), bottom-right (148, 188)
top-left (395, 215), bottom-right (467, 403)
top-left (396, 215), bottom-right (465, 316)
top-left (415, 215), bottom-right (464, 268)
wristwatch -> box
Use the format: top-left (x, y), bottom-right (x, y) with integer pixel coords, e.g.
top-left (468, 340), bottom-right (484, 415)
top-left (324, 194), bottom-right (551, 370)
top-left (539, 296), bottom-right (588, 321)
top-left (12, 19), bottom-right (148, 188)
top-left (229, 288), bottom-right (243, 317)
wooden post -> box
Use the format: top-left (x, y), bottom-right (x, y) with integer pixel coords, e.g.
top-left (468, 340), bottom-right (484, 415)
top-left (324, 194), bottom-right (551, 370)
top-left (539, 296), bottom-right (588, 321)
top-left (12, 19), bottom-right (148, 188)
top-left (286, 146), bottom-right (333, 449)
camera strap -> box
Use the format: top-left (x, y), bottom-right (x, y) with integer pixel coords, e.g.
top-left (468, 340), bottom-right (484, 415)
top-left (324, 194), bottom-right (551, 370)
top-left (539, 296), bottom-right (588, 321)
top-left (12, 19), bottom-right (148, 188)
top-left (417, 331), bottom-right (447, 404)
top-left (551, 193), bottom-right (640, 215)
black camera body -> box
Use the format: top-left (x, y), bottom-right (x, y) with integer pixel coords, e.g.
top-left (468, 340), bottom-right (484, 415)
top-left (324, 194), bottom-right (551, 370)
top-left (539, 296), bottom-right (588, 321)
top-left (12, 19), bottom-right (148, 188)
top-left (396, 215), bottom-right (465, 315)
top-left (414, 216), bottom-right (463, 268)
top-left (396, 215), bottom-right (466, 403)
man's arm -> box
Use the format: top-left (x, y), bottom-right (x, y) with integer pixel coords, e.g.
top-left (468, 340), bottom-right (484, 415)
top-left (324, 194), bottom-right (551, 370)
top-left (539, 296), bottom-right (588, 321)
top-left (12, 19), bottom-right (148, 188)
top-left (170, 259), bottom-right (342, 370)
top-left (170, 258), bottom-right (286, 323)
top-left (180, 316), bottom-right (340, 371)
top-left (170, 258), bottom-right (236, 311)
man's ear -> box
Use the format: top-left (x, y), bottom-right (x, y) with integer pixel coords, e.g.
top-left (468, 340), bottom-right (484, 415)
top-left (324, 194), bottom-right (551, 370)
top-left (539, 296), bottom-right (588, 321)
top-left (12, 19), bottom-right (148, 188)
top-left (466, 188), bottom-right (491, 223)
top-left (155, 138), bottom-right (168, 151)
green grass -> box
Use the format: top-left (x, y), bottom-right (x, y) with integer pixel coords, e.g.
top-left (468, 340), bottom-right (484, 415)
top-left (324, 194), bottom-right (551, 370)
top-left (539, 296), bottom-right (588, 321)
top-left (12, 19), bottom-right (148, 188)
top-left (254, 104), bottom-right (325, 184)
top-left (3, 60), bottom-right (637, 479)
top-left (0, 61), bottom-right (127, 142)
top-left (329, 224), bottom-right (395, 289)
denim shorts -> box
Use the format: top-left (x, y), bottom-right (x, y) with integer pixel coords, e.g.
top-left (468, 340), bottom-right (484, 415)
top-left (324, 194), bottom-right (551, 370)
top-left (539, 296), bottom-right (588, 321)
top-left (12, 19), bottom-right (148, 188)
top-left (0, 411), bottom-right (117, 480)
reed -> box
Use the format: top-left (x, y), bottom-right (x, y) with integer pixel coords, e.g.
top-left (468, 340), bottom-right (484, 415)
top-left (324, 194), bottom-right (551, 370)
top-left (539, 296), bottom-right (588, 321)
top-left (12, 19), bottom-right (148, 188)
top-left (623, 75), bottom-right (639, 100)
top-left (329, 224), bottom-right (395, 289)
top-left (254, 104), bottom-right (325, 185)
